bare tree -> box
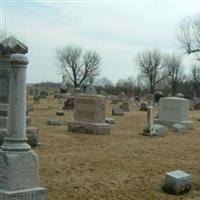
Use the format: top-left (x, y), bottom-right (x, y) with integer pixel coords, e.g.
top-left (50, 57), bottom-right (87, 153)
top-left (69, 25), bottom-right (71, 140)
top-left (177, 14), bottom-right (200, 54)
top-left (135, 49), bottom-right (168, 94)
top-left (56, 45), bottom-right (100, 88)
top-left (163, 54), bottom-right (185, 95)
top-left (190, 63), bottom-right (200, 97)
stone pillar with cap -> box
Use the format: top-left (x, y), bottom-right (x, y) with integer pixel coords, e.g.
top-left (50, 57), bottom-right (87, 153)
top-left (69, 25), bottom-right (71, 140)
top-left (0, 53), bottom-right (47, 199)
top-left (0, 36), bottom-right (40, 146)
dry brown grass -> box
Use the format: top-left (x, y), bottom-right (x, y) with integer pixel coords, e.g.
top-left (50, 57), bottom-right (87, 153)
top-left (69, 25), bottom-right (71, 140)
top-left (28, 95), bottom-right (200, 200)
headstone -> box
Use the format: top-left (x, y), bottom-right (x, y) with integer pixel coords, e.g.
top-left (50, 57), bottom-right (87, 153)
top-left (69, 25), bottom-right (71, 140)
top-left (162, 170), bottom-right (191, 195)
top-left (112, 105), bottom-right (124, 116)
top-left (144, 93), bottom-right (154, 105)
top-left (154, 97), bottom-right (193, 129)
top-left (68, 94), bottom-right (111, 134)
top-left (60, 75), bottom-right (67, 93)
top-left (118, 92), bottom-right (126, 101)
top-left (40, 90), bottom-right (48, 98)
top-left (140, 101), bottom-right (148, 111)
top-left (56, 111), bottom-right (64, 116)
top-left (99, 90), bottom-right (107, 97)
top-left (105, 117), bottom-right (115, 124)
top-left (85, 84), bottom-right (97, 95)
top-left (33, 84), bottom-right (40, 103)
top-left (176, 93), bottom-right (184, 98)
top-left (111, 96), bottom-right (120, 104)
top-left (63, 97), bottom-right (75, 110)
top-left (152, 124), bottom-right (168, 135)
top-left (154, 92), bottom-right (163, 104)
top-left (120, 101), bottom-right (130, 111)
top-left (0, 53), bottom-right (47, 199)
top-left (47, 119), bottom-right (62, 126)
top-left (172, 123), bottom-right (187, 133)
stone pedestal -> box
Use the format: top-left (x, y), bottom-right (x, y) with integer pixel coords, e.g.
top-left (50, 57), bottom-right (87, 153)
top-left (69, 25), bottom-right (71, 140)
top-left (0, 151), bottom-right (46, 199)
top-left (0, 53), bottom-right (47, 199)
top-left (68, 94), bottom-right (111, 134)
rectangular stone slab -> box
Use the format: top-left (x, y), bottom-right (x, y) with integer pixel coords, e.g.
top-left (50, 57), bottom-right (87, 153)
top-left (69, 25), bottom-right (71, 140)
top-left (68, 120), bottom-right (111, 135)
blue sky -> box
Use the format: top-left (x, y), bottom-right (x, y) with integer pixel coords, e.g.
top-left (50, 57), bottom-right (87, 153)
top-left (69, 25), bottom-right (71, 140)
top-left (1, 0), bottom-right (200, 83)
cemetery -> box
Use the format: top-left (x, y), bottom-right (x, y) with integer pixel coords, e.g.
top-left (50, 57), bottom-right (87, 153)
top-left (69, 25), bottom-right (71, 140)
top-left (2, 1), bottom-right (200, 200)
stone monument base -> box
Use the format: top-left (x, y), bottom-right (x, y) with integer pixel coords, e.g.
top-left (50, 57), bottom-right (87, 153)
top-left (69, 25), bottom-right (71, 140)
top-left (154, 119), bottom-right (193, 129)
top-left (0, 150), bottom-right (47, 200)
top-left (0, 187), bottom-right (46, 200)
top-left (68, 120), bottom-right (111, 135)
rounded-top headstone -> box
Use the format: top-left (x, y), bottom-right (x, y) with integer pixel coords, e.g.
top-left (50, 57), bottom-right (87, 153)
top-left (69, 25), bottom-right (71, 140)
top-left (10, 53), bottom-right (28, 65)
top-left (159, 97), bottom-right (189, 121)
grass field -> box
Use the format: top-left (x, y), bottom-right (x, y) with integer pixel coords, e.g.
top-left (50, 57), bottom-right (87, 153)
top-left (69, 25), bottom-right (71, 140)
top-left (29, 95), bottom-right (200, 200)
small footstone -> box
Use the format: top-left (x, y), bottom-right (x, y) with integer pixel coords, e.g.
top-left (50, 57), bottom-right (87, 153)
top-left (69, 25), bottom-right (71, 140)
top-left (56, 111), bottom-right (64, 116)
top-left (105, 117), bottom-right (115, 124)
top-left (163, 170), bottom-right (192, 195)
top-left (172, 123), bottom-right (187, 133)
top-left (153, 124), bottom-right (168, 135)
top-left (47, 119), bottom-right (62, 126)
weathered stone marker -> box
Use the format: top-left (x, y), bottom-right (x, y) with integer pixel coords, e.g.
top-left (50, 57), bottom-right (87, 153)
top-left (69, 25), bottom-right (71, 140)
top-left (68, 94), bottom-right (111, 134)
top-left (163, 170), bottom-right (191, 195)
top-left (0, 54), bottom-right (47, 199)
top-left (154, 97), bottom-right (193, 129)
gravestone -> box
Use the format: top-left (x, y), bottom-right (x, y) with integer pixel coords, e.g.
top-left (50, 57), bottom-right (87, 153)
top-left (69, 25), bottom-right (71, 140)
top-left (40, 90), bottom-right (48, 98)
top-left (154, 91), bottom-right (163, 104)
top-left (111, 96), bottom-right (120, 104)
top-left (63, 97), bottom-right (75, 110)
top-left (118, 92), bottom-right (126, 101)
top-left (33, 84), bottom-right (40, 103)
top-left (120, 101), bottom-right (130, 111)
top-left (112, 105), bottom-right (124, 116)
top-left (68, 94), bottom-right (111, 134)
top-left (140, 101), bottom-right (148, 111)
top-left (85, 83), bottom-right (97, 95)
top-left (154, 97), bottom-right (193, 129)
top-left (47, 119), bottom-right (62, 126)
top-left (144, 93), bottom-right (154, 105)
top-left (162, 170), bottom-right (191, 195)
top-left (0, 37), bottom-right (40, 146)
top-left (60, 74), bottom-right (67, 93)
top-left (0, 53), bottom-right (47, 199)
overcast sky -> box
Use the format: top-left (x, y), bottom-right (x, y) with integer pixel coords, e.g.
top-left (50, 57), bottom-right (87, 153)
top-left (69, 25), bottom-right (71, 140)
top-left (2, 0), bottom-right (200, 83)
